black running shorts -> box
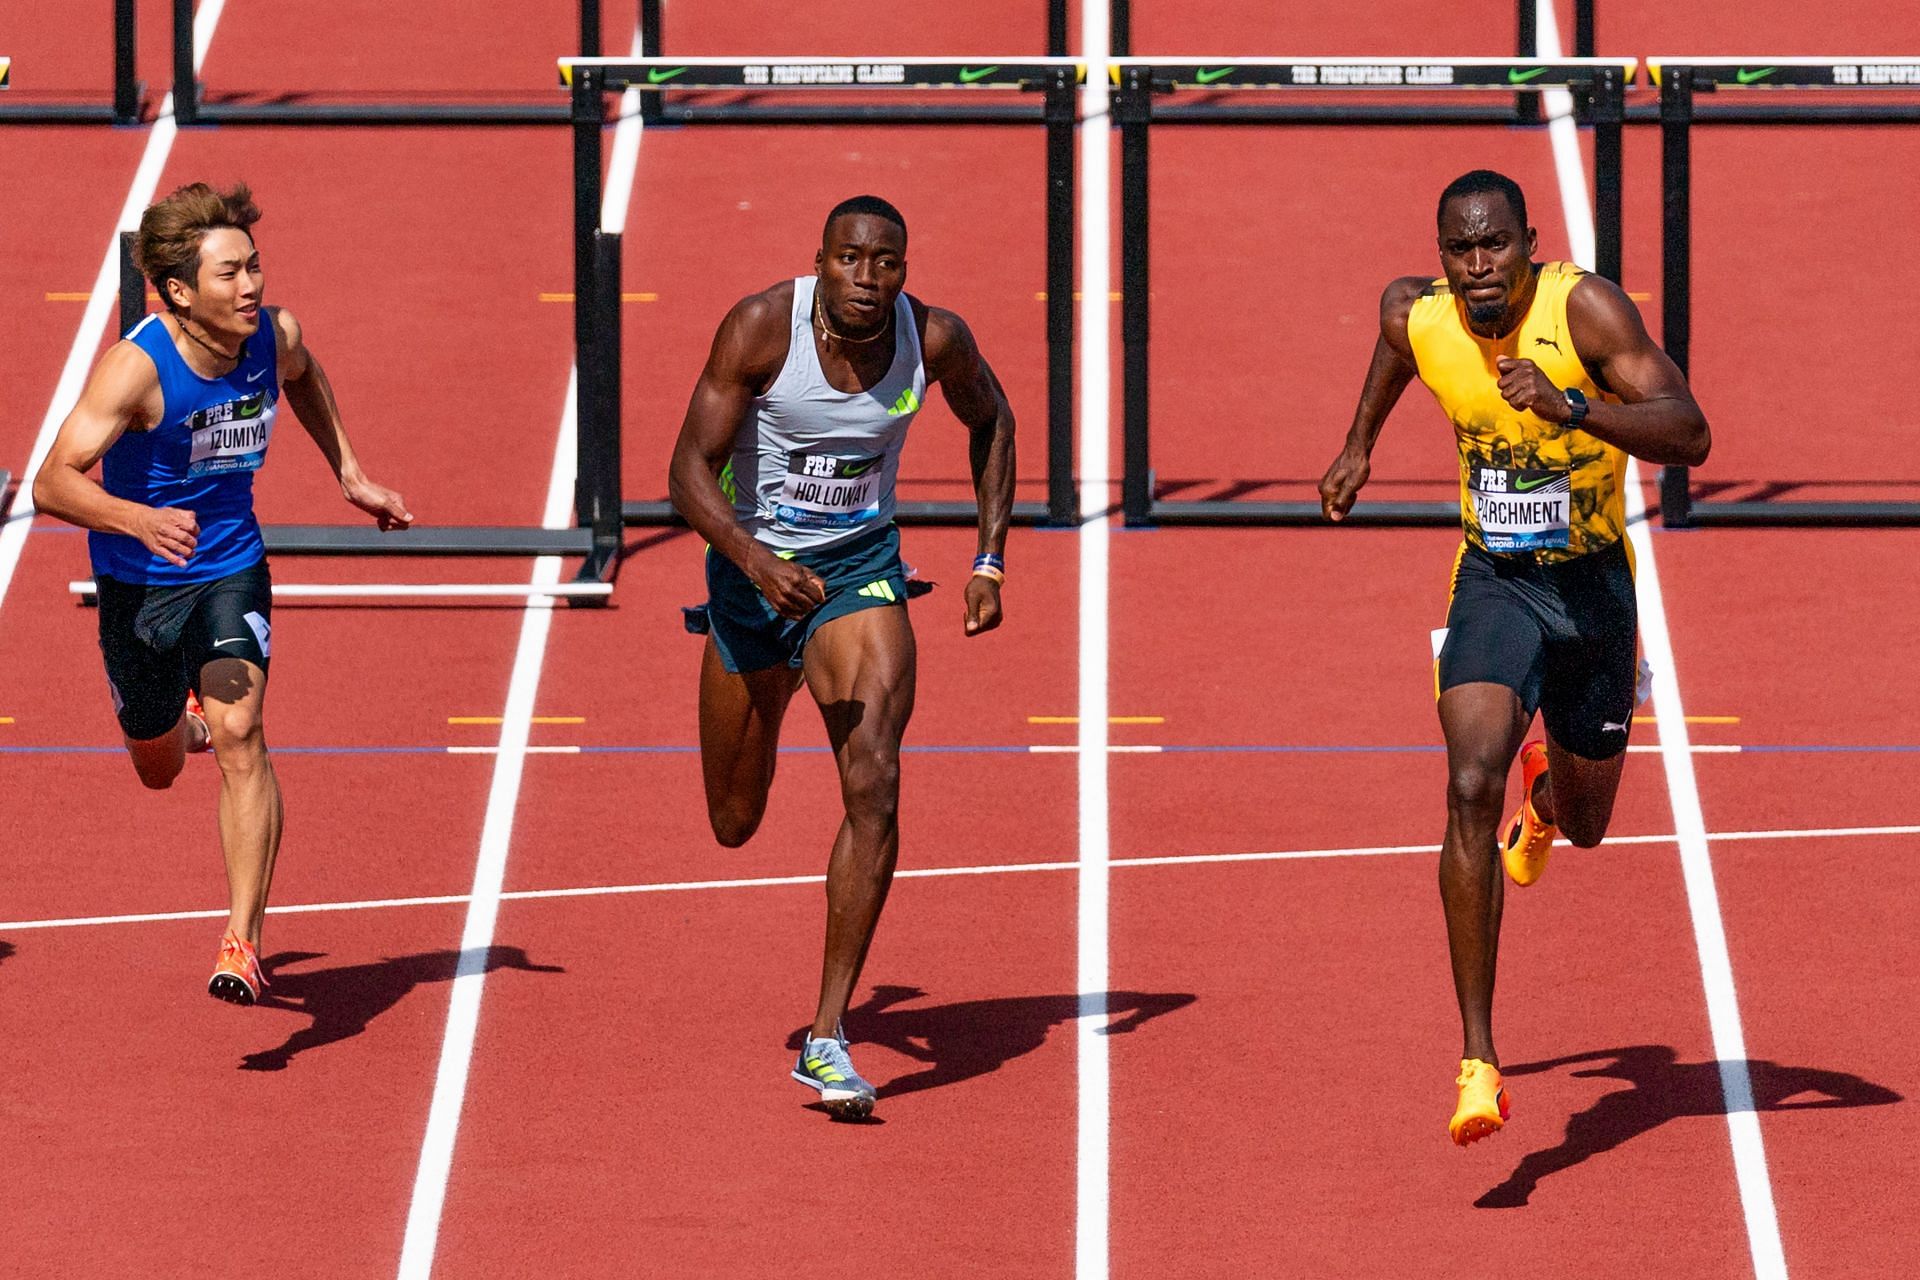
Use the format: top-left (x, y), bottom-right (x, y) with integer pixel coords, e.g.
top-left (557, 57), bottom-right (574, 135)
top-left (1436, 539), bottom-right (1637, 760)
top-left (96, 559), bottom-right (273, 740)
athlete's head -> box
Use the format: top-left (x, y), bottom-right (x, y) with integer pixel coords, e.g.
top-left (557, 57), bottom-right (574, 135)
top-left (814, 195), bottom-right (908, 341)
top-left (1436, 170), bottom-right (1537, 334)
top-left (134, 182), bottom-right (264, 337)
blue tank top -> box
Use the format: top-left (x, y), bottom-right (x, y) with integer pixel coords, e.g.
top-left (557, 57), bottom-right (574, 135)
top-left (89, 313), bottom-right (277, 584)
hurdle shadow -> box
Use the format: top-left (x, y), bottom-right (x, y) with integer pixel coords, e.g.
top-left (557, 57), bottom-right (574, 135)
top-left (0, 940), bottom-right (14, 967)
top-left (1477, 1044), bottom-right (1903, 1209)
top-left (787, 984), bottom-right (1197, 1102)
top-left (242, 946), bottom-right (564, 1072)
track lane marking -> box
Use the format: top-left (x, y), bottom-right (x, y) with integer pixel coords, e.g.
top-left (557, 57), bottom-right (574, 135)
top-left (393, 24), bottom-right (649, 1280)
top-left (6, 821), bottom-right (1911, 934)
top-left (1537, 2), bottom-right (1786, 1274)
top-left (1077, 12), bottom-right (1114, 1280)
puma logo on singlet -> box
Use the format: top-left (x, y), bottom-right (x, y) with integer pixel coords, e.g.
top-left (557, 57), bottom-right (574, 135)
top-left (1534, 335), bottom-right (1564, 355)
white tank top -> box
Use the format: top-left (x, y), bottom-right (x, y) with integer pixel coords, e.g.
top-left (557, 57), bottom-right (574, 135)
top-left (726, 276), bottom-right (926, 552)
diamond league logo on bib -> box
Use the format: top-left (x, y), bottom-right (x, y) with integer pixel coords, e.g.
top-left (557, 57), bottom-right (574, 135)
top-left (187, 391), bottom-right (276, 477)
top-left (775, 452), bottom-right (885, 529)
top-left (1470, 463), bottom-right (1571, 552)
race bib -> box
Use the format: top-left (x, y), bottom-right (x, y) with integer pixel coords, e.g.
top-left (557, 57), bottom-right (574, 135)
top-left (774, 452), bottom-right (884, 530)
top-left (187, 392), bottom-right (275, 477)
top-left (1470, 464), bottom-right (1570, 552)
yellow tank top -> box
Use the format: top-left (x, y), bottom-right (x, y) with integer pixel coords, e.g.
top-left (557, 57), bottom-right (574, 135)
top-left (1407, 261), bottom-right (1625, 563)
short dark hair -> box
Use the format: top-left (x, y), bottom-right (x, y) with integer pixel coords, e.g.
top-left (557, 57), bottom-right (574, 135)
top-left (823, 195), bottom-right (907, 249)
top-left (1437, 170), bottom-right (1527, 231)
top-left (134, 182), bottom-right (262, 304)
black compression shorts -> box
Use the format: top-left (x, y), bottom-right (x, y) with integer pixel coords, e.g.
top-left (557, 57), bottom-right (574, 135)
top-left (96, 559), bottom-right (273, 740)
top-left (1436, 539), bottom-right (1637, 760)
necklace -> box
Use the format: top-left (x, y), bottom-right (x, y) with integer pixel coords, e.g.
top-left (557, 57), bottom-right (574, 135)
top-left (815, 295), bottom-right (891, 346)
top-left (176, 315), bottom-right (243, 369)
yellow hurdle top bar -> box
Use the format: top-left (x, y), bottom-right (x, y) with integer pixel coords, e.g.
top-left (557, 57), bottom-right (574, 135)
top-left (559, 57), bottom-right (1085, 91)
top-left (1107, 57), bottom-right (1638, 90)
top-left (0, 58), bottom-right (11, 88)
top-left (1647, 57), bottom-right (1920, 88)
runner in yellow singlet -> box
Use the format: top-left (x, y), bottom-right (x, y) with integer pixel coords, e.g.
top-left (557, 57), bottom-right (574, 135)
top-left (1319, 171), bottom-right (1710, 1148)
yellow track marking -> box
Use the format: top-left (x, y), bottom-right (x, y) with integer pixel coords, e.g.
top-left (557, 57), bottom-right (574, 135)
top-left (1627, 291), bottom-right (1652, 301)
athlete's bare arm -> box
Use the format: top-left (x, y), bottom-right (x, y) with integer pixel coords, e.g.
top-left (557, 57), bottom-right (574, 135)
top-left (667, 283), bottom-right (828, 620)
top-left (33, 341), bottom-right (201, 566)
top-left (922, 304), bottom-right (1013, 636)
top-left (1320, 276), bottom-right (1429, 521)
top-left (1493, 275), bottom-right (1710, 466)
top-left (272, 308), bottom-right (413, 529)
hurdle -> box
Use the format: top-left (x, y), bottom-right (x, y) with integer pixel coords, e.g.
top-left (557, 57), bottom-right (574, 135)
top-left (113, 231), bottom-right (617, 591)
top-left (1652, 58), bottom-right (1920, 527)
top-left (168, 0), bottom-right (602, 125)
top-left (0, 6), bottom-right (143, 125)
top-left (1105, 1), bottom-right (1600, 126)
top-left (633, 1), bottom-right (1070, 125)
top-left (1112, 57), bottom-right (1635, 527)
top-left (560, 57), bottom-right (1086, 529)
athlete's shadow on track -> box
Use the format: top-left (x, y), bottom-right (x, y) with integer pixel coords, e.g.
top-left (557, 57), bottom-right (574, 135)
top-left (241, 946), bottom-right (564, 1072)
top-left (787, 984), bottom-right (1197, 1103)
top-left (1478, 1044), bottom-right (1902, 1208)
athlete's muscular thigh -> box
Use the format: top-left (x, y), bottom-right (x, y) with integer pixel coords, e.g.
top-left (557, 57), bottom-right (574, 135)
top-left (697, 637), bottom-right (802, 845)
top-left (804, 606), bottom-right (916, 754)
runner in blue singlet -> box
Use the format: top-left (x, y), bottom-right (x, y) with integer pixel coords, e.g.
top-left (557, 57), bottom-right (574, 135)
top-left (34, 182), bottom-right (412, 1005)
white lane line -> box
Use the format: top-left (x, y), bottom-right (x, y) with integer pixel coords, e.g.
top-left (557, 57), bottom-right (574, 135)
top-left (392, 28), bottom-right (648, 1279)
top-left (1537, 3), bottom-right (1785, 1275)
top-left (4, 821), bottom-right (1910, 935)
top-left (0, 0), bottom-right (229, 613)
top-left (1077, 10), bottom-right (1113, 1280)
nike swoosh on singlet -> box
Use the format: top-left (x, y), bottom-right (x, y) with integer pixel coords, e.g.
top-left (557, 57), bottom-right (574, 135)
top-left (247, 369), bottom-right (267, 382)
top-left (958, 66), bottom-right (1001, 83)
top-left (213, 637), bottom-right (251, 648)
top-left (1512, 473), bottom-right (1564, 493)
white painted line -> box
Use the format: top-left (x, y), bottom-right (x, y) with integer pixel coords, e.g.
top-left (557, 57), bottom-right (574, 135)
top-left (1077, 10), bottom-right (1113, 1280)
top-left (1538, 2), bottom-right (1785, 1274)
top-left (3, 821), bottom-right (1909, 935)
top-left (444, 745), bottom-right (583, 756)
top-left (67, 580), bottom-right (613, 600)
top-left (394, 25), bottom-right (648, 1280)
top-left (0, 1), bottom-right (228, 615)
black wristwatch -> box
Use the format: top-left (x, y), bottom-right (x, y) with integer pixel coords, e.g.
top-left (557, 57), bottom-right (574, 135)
top-left (1562, 386), bottom-right (1590, 426)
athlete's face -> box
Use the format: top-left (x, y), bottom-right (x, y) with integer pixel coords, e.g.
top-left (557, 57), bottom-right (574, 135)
top-left (814, 214), bottom-right (907, 337)
top-left (1437, 194), bottom-right (1536, 335)
top-left (167, 226), bottom-right (264, 338)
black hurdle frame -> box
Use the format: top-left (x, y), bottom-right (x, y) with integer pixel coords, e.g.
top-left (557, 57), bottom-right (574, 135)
top-left (1656, 59), bottom-right (1920, 527)
top-left (1106, 0), bottom-right (1599, 126)
top-left (114, 233), bottom-right (614, 586)
top-left (1115, 58), bottom-right (1631, 527)
top-left (170, 0), bottom-right (602, 125)
top-left (0, 0), bottom-right (142, 124)
top-left (634, 0), bottom-right (1070, 125)
top-left (564, 58), bottom-right (1084, 529)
